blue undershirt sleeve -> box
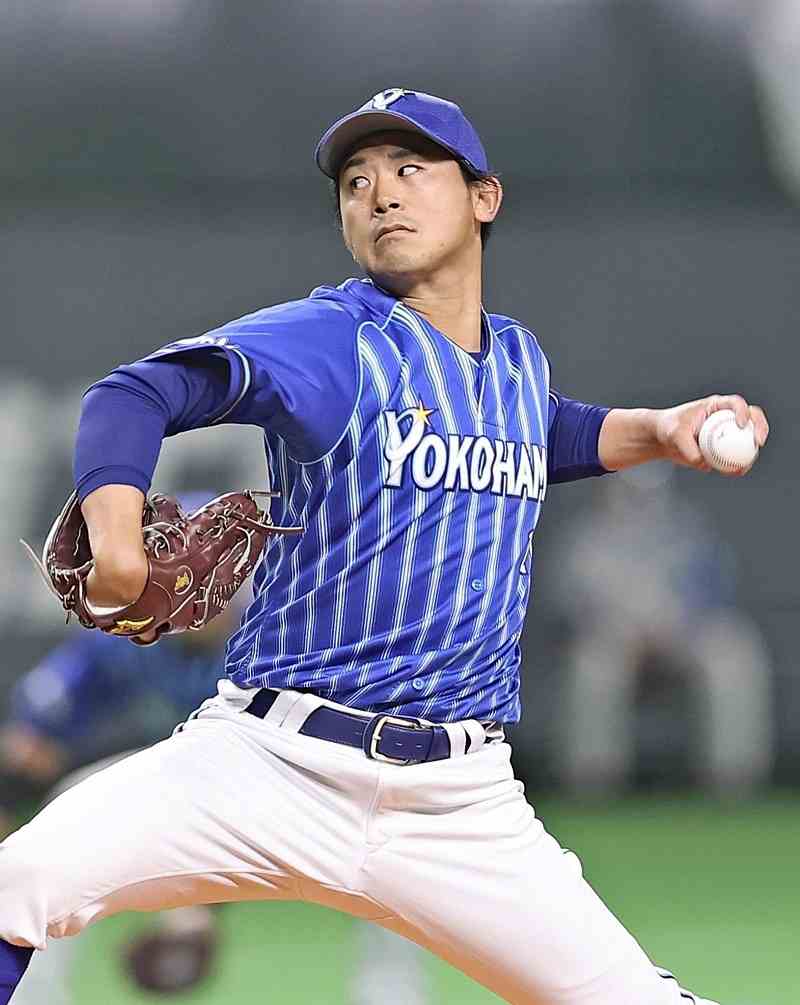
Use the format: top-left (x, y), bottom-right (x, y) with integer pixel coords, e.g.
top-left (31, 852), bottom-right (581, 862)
top-left (74, 352), bottom-right (233, 501)
top-left (547, 389), bottom-right (611, 484)
top-left (73, 292), bottom-right (362, 500)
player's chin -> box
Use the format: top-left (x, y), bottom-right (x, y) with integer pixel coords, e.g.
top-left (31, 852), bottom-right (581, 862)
top-left (367, 257), bottom-right (427, 289)
top-left (367, 249), bottom-right (432, 285)
top-left (368, 244), bottom-right (421, 269)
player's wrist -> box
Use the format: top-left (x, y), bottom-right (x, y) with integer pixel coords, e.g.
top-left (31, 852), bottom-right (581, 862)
top-left (598, 407), bottom-right (663, 470)
top-left (649, 407), bottom-right (674, 458)
top-left (87, 551), bottom-right (149, 608)
top-left (79, 484), bottom-right (150, 607)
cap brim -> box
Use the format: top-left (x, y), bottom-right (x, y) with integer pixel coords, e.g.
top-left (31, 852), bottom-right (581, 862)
top-left (315, 109), bottom-right (463, 179)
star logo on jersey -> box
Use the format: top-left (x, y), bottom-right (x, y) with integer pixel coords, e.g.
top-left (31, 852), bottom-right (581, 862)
top-left (411, 400), bottom-right (436, 427)
top-left (369, 88), bottom-right (412, 111)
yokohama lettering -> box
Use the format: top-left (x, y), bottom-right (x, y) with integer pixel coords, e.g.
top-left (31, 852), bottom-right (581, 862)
top-left (383, 406), bottom-right (547, 501)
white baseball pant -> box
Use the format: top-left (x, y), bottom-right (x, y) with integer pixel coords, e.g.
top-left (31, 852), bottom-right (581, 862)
top-left (0, 681), bottom-right (719, 1004)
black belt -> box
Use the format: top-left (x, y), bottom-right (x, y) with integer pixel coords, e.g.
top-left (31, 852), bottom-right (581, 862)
top-left (244, 688), bottom-right (472, 766)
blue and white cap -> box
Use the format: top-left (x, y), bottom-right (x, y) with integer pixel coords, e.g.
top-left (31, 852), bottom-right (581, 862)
top-left (315, 88), bottom-right (490, 179)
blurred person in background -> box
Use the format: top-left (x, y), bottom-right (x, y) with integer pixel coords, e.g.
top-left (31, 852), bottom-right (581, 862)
top-left (748, 0), bottom-right (800, 201)
top-left (667, 0), bottom-right (800, 200)
top-left (0, 616), bottom-right (232, 839)
top-left (351, 924), bottom-right (431, 1005)
top-left (1, 508), bottom-right (232, 1002)
top-left (550, 464), bottom-right (773, 796)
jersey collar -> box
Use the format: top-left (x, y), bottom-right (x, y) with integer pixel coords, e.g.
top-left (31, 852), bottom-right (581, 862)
top-left (340, 277), bottom-right (493, 365)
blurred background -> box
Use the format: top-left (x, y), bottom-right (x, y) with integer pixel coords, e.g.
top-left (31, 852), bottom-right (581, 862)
top-left (2, 0), bottom-right (798, 1002)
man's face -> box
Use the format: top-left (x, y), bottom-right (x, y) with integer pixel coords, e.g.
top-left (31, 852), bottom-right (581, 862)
top-left (337, 130), bottom-right (484, 285)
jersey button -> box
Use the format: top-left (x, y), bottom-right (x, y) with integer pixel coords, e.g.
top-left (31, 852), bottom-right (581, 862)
top-left (411, 678), bottom-right (425, 691)
top-left (470, 578), bottom-right (484, 592)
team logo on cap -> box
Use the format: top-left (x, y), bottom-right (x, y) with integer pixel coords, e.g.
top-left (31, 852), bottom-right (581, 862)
top-left (370, 88), bottom-right (411, 111)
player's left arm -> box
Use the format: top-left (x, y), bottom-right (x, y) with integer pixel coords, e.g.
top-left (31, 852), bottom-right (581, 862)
top-left (546, 391), bottom-right (610, 485)
top-left (597, 394), bottom-right (769, 474)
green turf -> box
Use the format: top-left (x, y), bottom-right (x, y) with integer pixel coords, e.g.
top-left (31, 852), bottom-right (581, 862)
top-left (535, 794), bottom-right (800, 1005)
top-left (71, 795), bottom-right (799, 1004)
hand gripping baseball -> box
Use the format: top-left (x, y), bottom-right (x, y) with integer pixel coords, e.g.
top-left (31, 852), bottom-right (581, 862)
top-left (654, 394), bottom-right (769, 474)
top-left (23, 491), bottom-right (301, 645)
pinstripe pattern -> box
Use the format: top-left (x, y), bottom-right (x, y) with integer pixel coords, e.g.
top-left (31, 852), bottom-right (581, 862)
top-left (224, 279), bottom-right (550, 723)
top-left (346, 337), bottom-right (408, 694)
top-left (389, 303), bottom-right (486, 714)
top-left (452, 326), bottom-right (535, 717)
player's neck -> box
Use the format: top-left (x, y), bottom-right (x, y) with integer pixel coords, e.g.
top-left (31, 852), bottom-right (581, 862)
top-left (382, 268), bottom-right (484, 353)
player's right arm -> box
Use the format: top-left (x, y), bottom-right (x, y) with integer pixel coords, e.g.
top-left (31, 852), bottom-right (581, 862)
top-left (74, 339), bottom-right (237, 609)
top-left (81, 485), bottom-right (148, 607)
top-left (73, 292), bottom-right (361, 611)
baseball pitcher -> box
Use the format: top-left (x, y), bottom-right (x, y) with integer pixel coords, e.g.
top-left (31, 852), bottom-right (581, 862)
top-left (0, 89), bottom-right (769, 1005)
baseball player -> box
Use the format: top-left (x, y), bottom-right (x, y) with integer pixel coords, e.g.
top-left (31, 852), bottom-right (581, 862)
top-left (0, 89), bottom-right (769, 1005)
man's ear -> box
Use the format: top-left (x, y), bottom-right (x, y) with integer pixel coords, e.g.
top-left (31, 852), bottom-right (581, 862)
top-left (473, 176), bottom-right (503, 224)
top-left (341, 228), bottom-right (360, 265)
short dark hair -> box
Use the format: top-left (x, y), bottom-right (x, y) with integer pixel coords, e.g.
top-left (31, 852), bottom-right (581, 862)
top-left (329, 160), bottom-right (499, 250)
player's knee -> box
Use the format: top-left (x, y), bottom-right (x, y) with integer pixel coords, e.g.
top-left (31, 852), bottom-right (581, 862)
top-left (0, 839), bottom-right (54, 949)
top-left (0, 837), bottom-right (43, 896)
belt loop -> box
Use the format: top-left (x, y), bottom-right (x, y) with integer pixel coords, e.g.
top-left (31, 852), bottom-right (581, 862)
top-left (462, 720), bottom-right (487, 754)
top-left (278, 692), bottom-right (325, 733)
top-left (441, 722), bottom-right (468, 757)
top-left (266, 690), bottom-right (307, 728)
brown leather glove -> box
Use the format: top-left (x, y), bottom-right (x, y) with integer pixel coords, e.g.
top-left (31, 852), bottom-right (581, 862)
top-left (25, 490), bottom-right (301, 645)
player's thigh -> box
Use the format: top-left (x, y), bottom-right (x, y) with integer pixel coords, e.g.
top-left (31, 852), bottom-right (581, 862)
top-left (361, 750), bottom-right (710, 1005)
top-left (0, 722), bottom-right (302, 943)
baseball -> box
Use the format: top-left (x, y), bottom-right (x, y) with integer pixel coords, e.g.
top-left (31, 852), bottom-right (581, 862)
top-left (698, 408), bottom-right (759, 472)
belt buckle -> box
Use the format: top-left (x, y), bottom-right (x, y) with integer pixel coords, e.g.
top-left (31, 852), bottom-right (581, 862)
top-left (367, 714), bottom-right (428, 765)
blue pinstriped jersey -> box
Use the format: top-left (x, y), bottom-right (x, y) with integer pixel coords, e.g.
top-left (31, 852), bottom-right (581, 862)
top-left (146, 278), bottom-right (607, 723)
